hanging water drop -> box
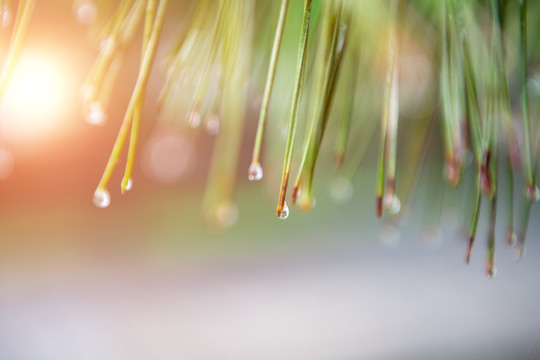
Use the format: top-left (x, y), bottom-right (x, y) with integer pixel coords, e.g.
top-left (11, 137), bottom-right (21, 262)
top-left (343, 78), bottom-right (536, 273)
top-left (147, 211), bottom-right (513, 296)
top-left (485, 265), bottom-right (498, 279)
top-left (248, 162), bottom-right (263, 181)
top-left (526, 184), bottom-right (540, 202)
top-left (214, 202), bottom-right (239, 228)
top-left (205, 115), bottom-right (220, 135)
top-left (444, 160), bottom-right (460, 187)
top-left (188, 110), bottom-right (201, 128)
top-left (93, 188), bottom-right (110, 208)
top-left (384, 195), bottom-right (401, 215)
top-left (1, 5), bottom-right (12, 28)
top-left (329, 177), bottom-right (353, 204)
top-left (506, 231), bottom-right (517, 246)
top-left (99, 36), bottom-right (116, 55)
top-left (278, 201), bottom-right (289, 220)
top-left (74, 0), bottom-right (97, 25)
top-left (86, 101), bottom-right (106, 126)
top-left (125, 178), bottom-right (133, 191)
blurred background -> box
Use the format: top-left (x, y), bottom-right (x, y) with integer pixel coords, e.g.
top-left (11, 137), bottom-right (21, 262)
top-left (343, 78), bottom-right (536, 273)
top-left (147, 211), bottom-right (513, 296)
top-left (0, 0), bottom-right (539, 359)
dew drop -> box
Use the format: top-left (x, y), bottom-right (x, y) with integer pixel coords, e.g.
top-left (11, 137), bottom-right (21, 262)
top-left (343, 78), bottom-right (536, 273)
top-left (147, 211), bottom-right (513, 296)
top-left (485, 265), bottom-right (498, 279)
top-left (384, 195), bottom-right (401, 215)
top-left (205, 115), bottom-right (220, 135)
top-left (100, 37), bottom-right (116, 55)
top-left (1, 6), bottom-right (12, 28)
top-left (248, 162), bottom-right (263, 181)
top-left (93, 188), bottom-right (110, 208)
top-left (329, 177), bottom-right (353, 204)
top-left (86, 102), bottom-right (106, 126)
top-left (214, 202), bottom-right (239, 228)
top-left (125, 178), bottom-right (133, 191)
top-left (526, 184), bottom-right (540, 203)
top-left (299, 195), bottom-right (316, 212)
top-left (74, 0), bottom-right (97, 25)
top-left (444, 160), bottom-right (460, 187)
top-left (278, 202), bottom-right (289, 220)
top-left (506, 231), bottom-right (517, 246)
top-left (188, 110), bottom-right (201, 128)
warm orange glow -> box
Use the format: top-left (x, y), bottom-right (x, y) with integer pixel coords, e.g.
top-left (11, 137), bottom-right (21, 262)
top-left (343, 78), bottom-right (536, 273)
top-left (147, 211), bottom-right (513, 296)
top-left (0, 51), bottom-right (74, 142)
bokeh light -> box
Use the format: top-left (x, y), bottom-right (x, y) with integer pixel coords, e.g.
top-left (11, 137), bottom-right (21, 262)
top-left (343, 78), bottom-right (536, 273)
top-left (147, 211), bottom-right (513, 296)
top-left (0, 50), bottom-right (75, 143)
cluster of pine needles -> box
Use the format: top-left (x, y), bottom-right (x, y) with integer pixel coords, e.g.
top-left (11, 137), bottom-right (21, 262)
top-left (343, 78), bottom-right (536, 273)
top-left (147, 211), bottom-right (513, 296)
top-left (1, 0), bottom-right (540, 276)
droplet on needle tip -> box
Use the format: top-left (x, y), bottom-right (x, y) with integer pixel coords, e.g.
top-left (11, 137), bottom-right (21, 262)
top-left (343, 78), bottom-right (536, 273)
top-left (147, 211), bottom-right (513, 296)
top-left (248, 162), bottom-right (263, 181)
top-left (277, 201), bottom-right (289, 220)
top-left (93, 188), bottom-right (110, 208)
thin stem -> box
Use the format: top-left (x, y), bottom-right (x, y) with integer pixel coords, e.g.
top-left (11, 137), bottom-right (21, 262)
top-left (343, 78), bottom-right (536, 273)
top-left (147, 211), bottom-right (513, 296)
top-left (519, 0), bottom-right (533, 186)
top-left (121, 0), bottom-right (157, 193)
top-left (466, 174), bottom-right (482, 264)
top-left (276, 0), bottom-right (313, 218)
top-left (0, 0), bottom-right (35, 98)
top-left (334, 50), bottom-right (356, 168)
top-left (294, 2), bottom-right (347, 209)
top-left (249, 0), bottom-right (290, 178)
top-left (96, 0), bottom-right (169, 194)
top-left (376, 0), bottom-right (399, 218)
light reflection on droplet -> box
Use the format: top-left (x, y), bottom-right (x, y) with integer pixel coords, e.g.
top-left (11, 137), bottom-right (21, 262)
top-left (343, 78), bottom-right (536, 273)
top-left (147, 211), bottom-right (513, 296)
top-left (93, 188), bottom-right (110, 208)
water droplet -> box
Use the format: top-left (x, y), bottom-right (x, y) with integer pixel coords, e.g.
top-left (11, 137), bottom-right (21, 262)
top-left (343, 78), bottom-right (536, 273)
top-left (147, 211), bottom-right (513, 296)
top-left (278, 202), bottom-right (289, 220)
top-left (506, 231), bottom-right (517, 246)
top-left (188, 110), bottom-right (201, 128)
top-left (86, 102), bottom-right (106, 126)
top-left (100, 37), bottom-right (115, 55)
top-left (329, 177), bottom-right (353, 204)
top-left (205, 115), bottom-right (220, 135)
top-left (74, 0), bottom-right (97, 25)
top-left (485, 265), bottom-right (497, 279)
top-left (444, 160), bottom-right (460, 187)
top-left (93, 188), bottom-right (110, 208)
top-left (299, 194), bottom-right (316, 212)
top-left (1, 6), bottom-right (12, 28)
top-left (384, 195), bottom-right (401, 215)
top-left (248, 162), bottom-right (263, 181)
top-left (214, 202), bottom-right (239, 228)
top-left (526, 184), bottom-right (540, 202)
top-left (125, 178), bottom-right (133, 191)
